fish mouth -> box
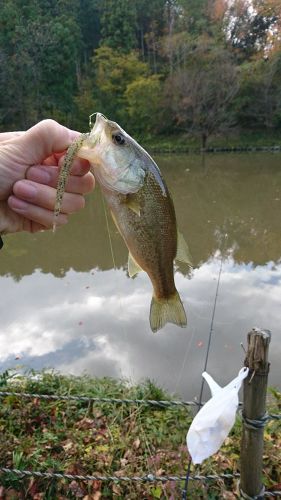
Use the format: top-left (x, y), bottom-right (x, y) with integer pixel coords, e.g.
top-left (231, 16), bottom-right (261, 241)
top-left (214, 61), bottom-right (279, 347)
top-left (92, 112), bottom-right (124, 137)
top-left (90, 112), bottom-right (118, 140)
top-left (90, 112), bottom-right (108, 131)
top-left (76, 113), bottom-right (108, 161)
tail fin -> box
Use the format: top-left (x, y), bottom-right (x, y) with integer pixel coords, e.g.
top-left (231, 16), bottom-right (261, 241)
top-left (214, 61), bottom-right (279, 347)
top-left (150, 292), bottom-right (187, 333)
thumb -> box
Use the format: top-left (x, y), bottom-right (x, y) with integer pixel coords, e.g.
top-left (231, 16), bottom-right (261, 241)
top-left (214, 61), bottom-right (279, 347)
top-left (17, 119), bottom-right (81, 165)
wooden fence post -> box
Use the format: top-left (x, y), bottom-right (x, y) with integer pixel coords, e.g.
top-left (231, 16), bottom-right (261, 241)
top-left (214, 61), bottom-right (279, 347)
top-left (240, 328), bottom-right (271, 499)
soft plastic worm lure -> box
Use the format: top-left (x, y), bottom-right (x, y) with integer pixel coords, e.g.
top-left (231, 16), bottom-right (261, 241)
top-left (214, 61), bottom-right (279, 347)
top-left (53, 133), bottom-right (88, 232)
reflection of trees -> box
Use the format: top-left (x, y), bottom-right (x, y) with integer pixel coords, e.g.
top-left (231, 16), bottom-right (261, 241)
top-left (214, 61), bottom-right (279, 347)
top-left (161, 153), bottom-right (281, 267)
top-left (1, 154), bottom-right (281, 281)
top-left (0, 188), bottom-right (128, 281)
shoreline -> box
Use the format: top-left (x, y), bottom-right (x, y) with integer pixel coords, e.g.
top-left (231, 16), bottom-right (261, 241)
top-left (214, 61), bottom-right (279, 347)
top-left (146, 144), bottom-right (281, 154)
top-left (142, 131), bottom-right (281, 154)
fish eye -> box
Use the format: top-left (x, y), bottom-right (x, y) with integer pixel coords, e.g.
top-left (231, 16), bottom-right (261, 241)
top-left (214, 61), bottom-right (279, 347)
top-left (112, 133), bottom-right (125, 146)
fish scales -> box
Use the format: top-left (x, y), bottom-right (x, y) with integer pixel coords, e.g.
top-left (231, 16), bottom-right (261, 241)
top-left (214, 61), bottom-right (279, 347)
top-left (54, 113), bottom-right (189, 332)
top-left (106, 172), bottom-right (177, 300)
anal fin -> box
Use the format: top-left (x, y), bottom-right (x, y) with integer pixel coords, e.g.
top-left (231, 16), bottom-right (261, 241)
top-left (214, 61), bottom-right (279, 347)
top-left (128, 252), bottom-right (143, 277)
top-left (176, 231), bottom-right (193, 267)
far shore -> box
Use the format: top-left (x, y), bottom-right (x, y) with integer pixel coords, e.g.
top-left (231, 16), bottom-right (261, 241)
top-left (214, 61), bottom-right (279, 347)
top-left (143, 130), bottom-right (281, 154)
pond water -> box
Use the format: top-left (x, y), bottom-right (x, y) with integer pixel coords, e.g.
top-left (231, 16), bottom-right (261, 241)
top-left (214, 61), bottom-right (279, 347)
top-left (0, 153), bottom-right (280, 400)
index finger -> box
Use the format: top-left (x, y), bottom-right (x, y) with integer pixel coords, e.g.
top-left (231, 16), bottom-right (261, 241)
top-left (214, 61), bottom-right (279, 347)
top-left (58, 155), bottom-right (90, 176)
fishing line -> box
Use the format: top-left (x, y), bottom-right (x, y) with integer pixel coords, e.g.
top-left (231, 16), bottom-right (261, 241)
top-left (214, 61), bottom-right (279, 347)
top-left (101, 196), bottom-right (156, 470)
top-left (198, 248), bottom-right (224, 406)
top-left (101, 193), bottom-right (141, 380)
top-left (101, 194), bottom-right (116, 270)
top-left (174, 325), bottom-right (195, 394)
top-left (101, 192), bottom-right (131, 343)
top-left (182, 234), bottom-right (226, 500)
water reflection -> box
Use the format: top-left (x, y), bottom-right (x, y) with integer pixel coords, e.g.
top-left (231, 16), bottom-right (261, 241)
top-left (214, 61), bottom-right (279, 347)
top-left (0, 154), bottom-right (280, 398)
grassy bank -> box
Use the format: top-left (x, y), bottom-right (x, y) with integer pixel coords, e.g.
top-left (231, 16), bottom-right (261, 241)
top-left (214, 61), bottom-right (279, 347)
top-left (0, 370), bottom-right (279, 499)
top-left (143, 130), bottom-right (281, 154)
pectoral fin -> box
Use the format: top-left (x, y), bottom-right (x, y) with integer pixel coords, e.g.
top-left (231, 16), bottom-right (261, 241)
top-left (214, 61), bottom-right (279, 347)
top-left (128, 252), bottom-right (143, 277)
top-left (176, 231), bottom-right (193, 267)
top-left (125, 194), bottom-right (141, 216)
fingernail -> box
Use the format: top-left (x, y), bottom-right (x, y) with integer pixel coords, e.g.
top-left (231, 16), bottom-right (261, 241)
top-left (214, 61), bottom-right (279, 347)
top-left (15, 181), bottom-right (37, 201)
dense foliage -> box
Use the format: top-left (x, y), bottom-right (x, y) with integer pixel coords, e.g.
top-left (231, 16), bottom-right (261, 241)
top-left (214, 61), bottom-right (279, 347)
top-left (1, 0), bottom-right (281, 146)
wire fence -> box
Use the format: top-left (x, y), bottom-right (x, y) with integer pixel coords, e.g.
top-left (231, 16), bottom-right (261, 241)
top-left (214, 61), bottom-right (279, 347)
top-left (0, 467), bottom-right (240, 483)
top-left (0, 389), bottom-right (280, 498)
top-left (0, 391), bottom-right (199, 408)
top-left (0, 390), bottom-right (279, 419)
top-left (0, 466), bottom-right (280, 497)
top-left (0, 466), bottom-right (279, 498)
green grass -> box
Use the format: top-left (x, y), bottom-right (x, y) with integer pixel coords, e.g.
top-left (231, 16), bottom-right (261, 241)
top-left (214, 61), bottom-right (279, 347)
top-left (0, 370), bottom-right (279, 499)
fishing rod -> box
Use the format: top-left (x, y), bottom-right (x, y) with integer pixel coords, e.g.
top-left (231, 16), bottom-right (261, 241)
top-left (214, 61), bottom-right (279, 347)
top-left (182, 234), bottom-right (227, 500)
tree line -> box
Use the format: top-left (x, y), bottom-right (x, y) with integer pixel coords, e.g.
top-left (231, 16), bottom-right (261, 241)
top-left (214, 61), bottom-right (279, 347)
top-left (1, 0), bottom-right (281, 146)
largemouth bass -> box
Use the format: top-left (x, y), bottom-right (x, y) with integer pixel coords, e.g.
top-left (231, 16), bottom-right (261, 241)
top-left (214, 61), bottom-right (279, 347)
top-left (54, 113), bottom-right (191, 332)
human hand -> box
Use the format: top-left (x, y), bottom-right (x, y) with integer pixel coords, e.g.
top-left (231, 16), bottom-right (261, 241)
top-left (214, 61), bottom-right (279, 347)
top-left (0, 119), bottom-right (95, 235)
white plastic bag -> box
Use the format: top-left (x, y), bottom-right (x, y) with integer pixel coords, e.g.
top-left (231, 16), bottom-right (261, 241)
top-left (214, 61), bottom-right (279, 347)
top-left (186, 367), bottom-right (249, 464)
